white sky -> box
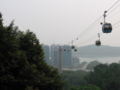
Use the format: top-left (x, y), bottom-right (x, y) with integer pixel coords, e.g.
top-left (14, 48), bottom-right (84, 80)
top-left (1, 0), bottom-right (120, 46)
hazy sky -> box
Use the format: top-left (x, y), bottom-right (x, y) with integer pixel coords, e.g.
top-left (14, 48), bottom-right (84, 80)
top-left (1, 0), bottom-right (120, 46)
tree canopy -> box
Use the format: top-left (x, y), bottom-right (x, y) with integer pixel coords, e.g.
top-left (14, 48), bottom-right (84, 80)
top-left (86, 63), bottom-right (120, 90)
top-left (71, 85), bottom-right (101, 90)
top-left (0, 13), bottom-right (63, 90)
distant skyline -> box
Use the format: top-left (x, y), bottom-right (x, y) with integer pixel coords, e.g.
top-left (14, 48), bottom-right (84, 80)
top-left (1, 0), bottom-right (120, 46)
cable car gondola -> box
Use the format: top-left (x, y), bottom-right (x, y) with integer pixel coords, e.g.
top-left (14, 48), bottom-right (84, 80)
top-left (74, 49), bottom-right (77, 52)
top-left (101, 11), bottom-right (112, 33)
top-left (71, 45), bottom-right (75, 49)
top-left (71, 45), bottom-right (77, 52)
top-left (95, 40), bottom-right (101, 46)
top-left (64, 49), bottom-right (66, 51)
top-left (102, 23), bottom-right (112, 33)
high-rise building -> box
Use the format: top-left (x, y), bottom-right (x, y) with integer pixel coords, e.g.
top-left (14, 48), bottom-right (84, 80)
top-left (43, 44), bottom-right (80, 72)
top-left (50, 45), bottom-right (59, 67)
top-left (63, 45), bottom-right (73, 68)
top-left (42, 45), bottom-right (51, 65)
top-left (50, 45), bottom-right (62, 72)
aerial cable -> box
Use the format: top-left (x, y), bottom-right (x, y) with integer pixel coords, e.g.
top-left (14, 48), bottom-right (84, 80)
top-left (68, 0), bottom-right (120, 47)
top-left (75, 24), bottom-right (102, 46)
top-left (75, 0), bottom-right (120, 43)
top-left (71, 16), bottom-right (102, 45)
top-left (76, 34), bottom-right (97, 46)
top-left (107, 2), bottom-right (120, 16)
top-left (107, 0), bottom-right (120, 13)
top-left (102, 0), bottom-right (120, 24)
top-left (105, 2), bottom-right (120, 25)
top-left (76, 30), bottom-right (99, 44)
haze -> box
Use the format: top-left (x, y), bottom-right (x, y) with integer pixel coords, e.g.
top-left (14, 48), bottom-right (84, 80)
top-left (1, 0), bottom-right (120, 46)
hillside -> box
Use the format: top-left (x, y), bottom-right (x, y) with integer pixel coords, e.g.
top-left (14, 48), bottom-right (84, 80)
top-left (78, 45), bottom-right (120, 58)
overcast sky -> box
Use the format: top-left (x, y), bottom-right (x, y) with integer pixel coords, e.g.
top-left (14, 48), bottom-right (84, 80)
top-left (1, 0), bottom-right (120, 46)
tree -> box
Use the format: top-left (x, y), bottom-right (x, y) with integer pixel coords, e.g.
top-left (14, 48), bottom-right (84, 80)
top-left (0, 13), bottom-right (63, 90)
top-left (86, 61), bottom-right (101, 71)
top-left (62, 70), bottom-right (88, 90)
top-left (71, 85), bottom-right (101, 90)
top-left (85, 63), bottom-right (120, 90)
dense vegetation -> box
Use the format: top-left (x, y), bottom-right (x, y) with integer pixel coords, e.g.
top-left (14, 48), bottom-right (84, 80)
top-left (62, 63), bottom-right (120, 90)
top-left (86, 61), bottom-right (101, 71)
top-left (86, 63), bottom-right (120, 90)
top-left (71, 85), bottom-right (101, 90)
top-left (62, 70), bottom-right (88, 90)
top-left (0, 13), bottom-right (63, 90)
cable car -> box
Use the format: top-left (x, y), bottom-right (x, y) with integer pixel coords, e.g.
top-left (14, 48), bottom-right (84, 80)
top-left (74, 49), bottom-right (77, 52)
top-left (95, 40), bottom-right (101, 46)
top-left (71, 45), bottom-right (75, 49)
top-left (102, 23), bottom-right (112, 33)
top-left (64, 49), bottom-right (66, 51)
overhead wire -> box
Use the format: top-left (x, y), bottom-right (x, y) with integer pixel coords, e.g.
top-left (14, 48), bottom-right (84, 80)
top-left (75, 26), bottom-right (101, 46)
top-left (66, 0), bottom-right (120, 48)
top-left (108, 1), bottom-right (120, 30)
top-left (69, 16), bottom-right (102, 46)
top-left (106, 1), bottom-right (120, 24)
top-left (107, 2), bottom-right (120, 17)
top-left (73, 17), bottom-right (103, 47)
top-left (76, 16), bottom-right (102, 39)
top-left (107, 0), bottom-right (120, 14)
top-left (76, 34), bottom-right (97, 46)
top-left (73, 0), bottom-right (120, 46)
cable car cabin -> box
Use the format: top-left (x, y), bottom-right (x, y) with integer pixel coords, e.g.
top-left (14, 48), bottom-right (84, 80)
top-left (64, 49), bottom-right (66, 51)
top-left (71, 45), bottom-right (75, 49)
top-left (102, 23), bottom-right (112, 33)
top-left (74, 49), bottom-right (77, 52)
top-left (95, 40), bottom-right (101, 46)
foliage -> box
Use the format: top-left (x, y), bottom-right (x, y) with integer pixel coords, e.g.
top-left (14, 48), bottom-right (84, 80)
top-left (71, 85), bottom-right (101, 90)
top-left (62, 70), bottom-right (88, 90)
top-left (85, 63), bottom-right (120, 90)
top-left (86, 61), bottom-right (101, 71)
top-left (0, 13), bottom-right (63, 90)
